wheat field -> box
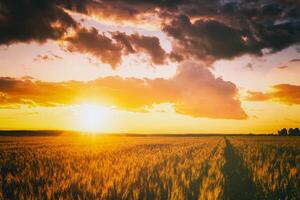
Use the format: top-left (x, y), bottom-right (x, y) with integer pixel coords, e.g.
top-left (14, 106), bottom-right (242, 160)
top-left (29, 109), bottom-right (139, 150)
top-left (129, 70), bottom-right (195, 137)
top-left (0, 135), bottom-right (299, 200)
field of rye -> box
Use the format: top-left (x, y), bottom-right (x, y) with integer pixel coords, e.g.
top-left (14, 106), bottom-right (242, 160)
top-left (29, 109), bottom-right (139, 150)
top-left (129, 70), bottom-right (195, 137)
top-left (0, 135), bottom-right (299, 200)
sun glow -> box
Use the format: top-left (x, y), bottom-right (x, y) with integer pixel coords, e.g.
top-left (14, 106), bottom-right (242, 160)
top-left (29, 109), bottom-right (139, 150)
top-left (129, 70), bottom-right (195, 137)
top-left (74, 104), bottom-right (111, 133)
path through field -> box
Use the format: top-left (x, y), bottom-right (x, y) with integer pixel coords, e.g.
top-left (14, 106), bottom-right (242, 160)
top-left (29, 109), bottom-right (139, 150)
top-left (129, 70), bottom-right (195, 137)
top-left (222, 138), bottom-right (262, 200)
top-left (0, 135), bottom-right (299, 199)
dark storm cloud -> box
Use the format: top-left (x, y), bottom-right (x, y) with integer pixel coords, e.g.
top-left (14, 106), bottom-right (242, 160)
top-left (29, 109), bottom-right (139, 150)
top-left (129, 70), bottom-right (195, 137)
top-left (65, 27), bottom-right (123, 68)
top-left (0, 0), bottom-right (170, 68)
top-left (163, 11), bottom-right (300, 62)
top-left (64, 28), bottom-right (168, 68)
top-left (159, 0), bottom-right (300, 62)
top-left (0, 0), bottom-right (80, 45)
top-left (163, 15), bottom-right (257, 62)
top-left (113, 32), bottom-right (168, 65)
top-left (1, 0), bottom-right (299, 64)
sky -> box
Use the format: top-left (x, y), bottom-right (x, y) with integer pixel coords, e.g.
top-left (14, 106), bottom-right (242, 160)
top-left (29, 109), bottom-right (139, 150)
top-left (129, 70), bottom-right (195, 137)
top-left (0, 0), bottom-right (300, 133)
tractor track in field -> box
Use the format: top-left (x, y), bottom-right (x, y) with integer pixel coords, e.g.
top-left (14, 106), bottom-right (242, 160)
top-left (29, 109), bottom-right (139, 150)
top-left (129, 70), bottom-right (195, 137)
top-left (221, 138), bottom-right (263, 200)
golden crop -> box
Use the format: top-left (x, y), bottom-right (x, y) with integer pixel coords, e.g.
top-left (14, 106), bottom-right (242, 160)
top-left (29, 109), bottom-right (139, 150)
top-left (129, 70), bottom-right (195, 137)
top-left (230, 137), bottom-right (300, 200)
top-left (0, 135), bottom-right (299, 200)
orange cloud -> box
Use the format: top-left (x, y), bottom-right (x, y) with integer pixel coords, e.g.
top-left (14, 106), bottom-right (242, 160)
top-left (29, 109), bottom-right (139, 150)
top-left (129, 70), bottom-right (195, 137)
top-left (33, 53), bottom-right (62, 62)
top-left (246, 84), bottom-right (300, 105)
top-left (0, 62), bottom-right (246, 119)
top-left (84, 1), bottom-right (153, 24)
top-left (277, 65), bottom-right (289, 70)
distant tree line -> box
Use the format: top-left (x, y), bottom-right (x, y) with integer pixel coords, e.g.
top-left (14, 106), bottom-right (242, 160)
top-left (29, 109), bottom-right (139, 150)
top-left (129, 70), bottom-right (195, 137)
top-left (278, 128), bottom-right (300, 136)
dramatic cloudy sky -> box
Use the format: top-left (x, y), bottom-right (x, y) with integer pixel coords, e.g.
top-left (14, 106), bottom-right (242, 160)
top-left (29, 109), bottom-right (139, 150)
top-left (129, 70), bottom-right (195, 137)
top-left (0, 0), bottom-right (299, 133)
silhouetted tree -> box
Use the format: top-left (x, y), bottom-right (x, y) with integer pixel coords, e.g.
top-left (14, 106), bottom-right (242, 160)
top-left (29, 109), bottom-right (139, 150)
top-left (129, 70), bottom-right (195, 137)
top-left (278, 128), bottom-right (287, 136)
top-left (295, 128), bottom-right (300, 136)
top-left (288, 128), bottom-right (300, 136)
top-left (278, 128), bottom-right (300, 136)
top-left (289, 128), bottom-right (294, 136)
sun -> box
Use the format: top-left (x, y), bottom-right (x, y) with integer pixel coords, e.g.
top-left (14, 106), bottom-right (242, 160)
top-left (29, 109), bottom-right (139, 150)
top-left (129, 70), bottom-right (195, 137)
top-left (74, 103), bottom-right (110, 133)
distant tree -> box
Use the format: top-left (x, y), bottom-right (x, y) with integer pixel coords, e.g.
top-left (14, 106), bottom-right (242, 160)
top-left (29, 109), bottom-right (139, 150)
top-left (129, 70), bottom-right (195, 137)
top-left (278, 128), bottom-right (288, 136)
top-left (289, 128), bottom-right (300, 136)
top-left (288, 128), bottom-right (295, 136)
top-left (295, 128), bottom-right (300, 136)
top-left (278, 128), bottom-right (300, 136)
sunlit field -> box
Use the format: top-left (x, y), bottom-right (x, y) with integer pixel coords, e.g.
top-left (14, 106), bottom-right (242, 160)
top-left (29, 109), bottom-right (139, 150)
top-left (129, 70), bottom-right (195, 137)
top-left (1, 1), bottom-right (300, 199)
top-left (0, 134), bottom-right (299, 200)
